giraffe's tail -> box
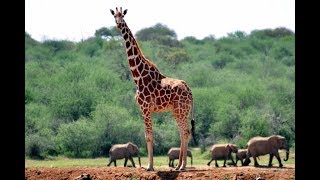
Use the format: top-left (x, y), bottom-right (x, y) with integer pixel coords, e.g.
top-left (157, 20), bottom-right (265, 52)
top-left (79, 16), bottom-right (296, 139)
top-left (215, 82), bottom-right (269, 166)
top-left (190, 97), bottom-right (197, 146)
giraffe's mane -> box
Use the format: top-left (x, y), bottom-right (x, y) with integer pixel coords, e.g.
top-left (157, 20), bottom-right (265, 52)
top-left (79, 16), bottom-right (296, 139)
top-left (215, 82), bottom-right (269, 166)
top-left (132, 38), bottom-right (159, 71)
top-left (124, 21), bottom-right (160, 72)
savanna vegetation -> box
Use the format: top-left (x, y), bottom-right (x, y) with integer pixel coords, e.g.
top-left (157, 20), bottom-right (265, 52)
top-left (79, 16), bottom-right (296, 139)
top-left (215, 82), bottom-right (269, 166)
top-left (25, 24), bottom-right (295, 160)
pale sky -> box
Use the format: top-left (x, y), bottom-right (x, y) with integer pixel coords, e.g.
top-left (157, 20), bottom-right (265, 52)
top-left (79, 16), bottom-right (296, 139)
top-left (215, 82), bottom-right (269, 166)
top-left (25, 0), bottom-right (295, 42)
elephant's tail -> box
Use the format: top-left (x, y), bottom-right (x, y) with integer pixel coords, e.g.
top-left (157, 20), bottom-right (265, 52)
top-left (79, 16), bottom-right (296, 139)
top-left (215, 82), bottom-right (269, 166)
top-left (190, 96), bottom-right (197, 146)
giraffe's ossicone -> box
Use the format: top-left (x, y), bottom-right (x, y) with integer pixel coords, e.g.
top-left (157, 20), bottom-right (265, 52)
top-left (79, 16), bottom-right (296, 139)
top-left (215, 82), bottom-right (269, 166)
top-left (110, 7), bottom-right (196, 171)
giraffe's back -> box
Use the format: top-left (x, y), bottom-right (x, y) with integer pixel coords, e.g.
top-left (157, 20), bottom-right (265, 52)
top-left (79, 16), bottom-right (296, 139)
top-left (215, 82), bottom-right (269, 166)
top-left (153, 77), bottom-right (192, 113)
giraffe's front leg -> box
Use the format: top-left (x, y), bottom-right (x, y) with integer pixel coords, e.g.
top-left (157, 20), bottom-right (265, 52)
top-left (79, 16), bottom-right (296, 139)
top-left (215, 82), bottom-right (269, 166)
top-left (142, 111), bottom-right (154, 171)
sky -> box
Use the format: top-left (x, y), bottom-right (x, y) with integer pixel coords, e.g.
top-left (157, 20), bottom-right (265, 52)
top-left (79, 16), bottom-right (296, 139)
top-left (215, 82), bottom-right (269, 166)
top-left (25, 0), bottom-right (295, 42)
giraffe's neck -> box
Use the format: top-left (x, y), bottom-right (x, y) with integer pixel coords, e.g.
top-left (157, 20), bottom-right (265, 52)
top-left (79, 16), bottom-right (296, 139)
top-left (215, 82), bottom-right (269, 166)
top-left (120, 21), bottom-right (165, 86)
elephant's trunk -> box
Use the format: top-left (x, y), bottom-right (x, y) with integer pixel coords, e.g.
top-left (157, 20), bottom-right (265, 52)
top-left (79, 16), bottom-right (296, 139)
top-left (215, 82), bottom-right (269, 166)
top-left (284, 150), bottom-right (289, 161)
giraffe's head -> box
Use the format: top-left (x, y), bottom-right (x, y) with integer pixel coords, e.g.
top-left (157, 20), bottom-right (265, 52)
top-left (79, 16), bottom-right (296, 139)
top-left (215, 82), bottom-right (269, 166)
top-left (110, 7), bottom-right (127, 29)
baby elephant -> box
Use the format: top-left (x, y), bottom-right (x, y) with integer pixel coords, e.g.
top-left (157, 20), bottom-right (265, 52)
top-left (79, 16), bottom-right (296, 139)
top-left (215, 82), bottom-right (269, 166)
top-left (207, 144), bottom-right (238, 167)
top-left (107, 142), bottom-right (141, 168)
top-left (167, 147), bottom-right (193, 167)
top-left (235, 149), bottom-right (249, 166)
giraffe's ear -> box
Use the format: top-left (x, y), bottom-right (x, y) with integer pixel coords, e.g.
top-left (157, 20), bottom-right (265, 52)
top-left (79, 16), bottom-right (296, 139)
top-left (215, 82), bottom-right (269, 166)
top-left (110, 9), bottom-right (115, 15)
top-left (123, 9), bottom-right (128, 15)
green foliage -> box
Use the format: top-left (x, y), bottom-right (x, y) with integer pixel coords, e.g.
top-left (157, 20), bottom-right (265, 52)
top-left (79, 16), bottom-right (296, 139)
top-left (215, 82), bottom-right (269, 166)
top-left (135, 23), bottom-right (181, 47)
top-left (210, 104), bottom-right (240, 139)
top-left (77, 37), bottom-right (103, 57)
top-left (238, 107), bottom-right (271, 147)
top-left (227, 31), bottom-right (247, 40)
top-left (158, 47), bottom-right (191, 67)
top-left (95, 26), bottom-right (121, 39)
top-left (25, 26), bottom-right (294, 159)
top-left (43, 40), bottom-right (75, 55)
top-left (25, 128), bottom-right (56, 159)
top-left (90, 103), bottom-right (144, 157)
top-left (211, 54), bottom-right (235, 69)
top-left (153, 118), bottom-right (181, 154)
top-left (135, 23), bottom-right (177, 41)
top-left (250, 27), bottom-right (294, 39)
top-left (182, 36), bottom-right (204, 45)
top-left (56, 118), bottom-right (98, 158)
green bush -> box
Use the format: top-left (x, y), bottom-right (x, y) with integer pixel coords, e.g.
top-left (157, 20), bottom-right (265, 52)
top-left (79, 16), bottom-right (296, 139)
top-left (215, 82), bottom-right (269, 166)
top-left (56, 118), bottom-right (99, 158)
top-left (238, 108), bottom-right (271, 147)
top-left (91, 103), bottom-right (144, 156)
top-left (77, 37), bottom-right (103, 57)
top-left (25, 128), bottom-right (55, 159)
top-left (211, 54), bottom-right (235, 69)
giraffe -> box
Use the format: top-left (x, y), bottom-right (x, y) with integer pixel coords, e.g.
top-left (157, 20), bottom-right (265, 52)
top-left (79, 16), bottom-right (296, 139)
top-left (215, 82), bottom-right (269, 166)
top-left (110, 7), bottom-right (196, 171)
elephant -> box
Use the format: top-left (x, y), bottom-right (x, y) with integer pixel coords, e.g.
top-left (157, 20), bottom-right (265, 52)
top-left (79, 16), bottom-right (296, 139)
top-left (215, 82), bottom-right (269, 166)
top-left (167, 147), bottom-right (193, 168)
top-left (243, 135), bottom-right (289, 167)
top-left (207, 144), bottom-right (238, 167)
top-left (235, 149), bottom-right (251, 166)
top-left (107, 142), bottom-right (141, 168)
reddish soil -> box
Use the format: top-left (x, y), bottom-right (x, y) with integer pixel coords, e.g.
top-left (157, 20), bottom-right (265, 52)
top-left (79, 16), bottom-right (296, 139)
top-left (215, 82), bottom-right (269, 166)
top-left (25, 165), bottom-right (295, 180)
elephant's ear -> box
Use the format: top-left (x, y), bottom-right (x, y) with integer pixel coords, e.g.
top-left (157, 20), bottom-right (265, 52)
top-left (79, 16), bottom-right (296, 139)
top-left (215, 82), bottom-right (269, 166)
top-left (269, 136), bottom-right (280, 148)
top-left (225, 144), bottom-right (231, 152)
top-left (127, 143), bottom-right (135, 153)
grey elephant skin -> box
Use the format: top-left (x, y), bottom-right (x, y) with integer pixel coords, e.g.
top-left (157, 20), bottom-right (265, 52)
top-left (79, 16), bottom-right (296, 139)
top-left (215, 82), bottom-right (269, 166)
top-left (207, 144), bottom-right (238, 167)
top-left (107, 142), bottom-right (141, 167)
top-left (167, 147), bottom-right (193, 167)
top-left (235, 149), bottom-right (249, 166)
top-left (243, 135), bottom-right (289, 167)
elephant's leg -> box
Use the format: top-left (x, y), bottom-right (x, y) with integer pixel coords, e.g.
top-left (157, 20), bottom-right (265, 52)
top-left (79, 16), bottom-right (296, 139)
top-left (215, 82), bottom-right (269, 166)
top-left (274, 151), bottom-right (283, 167)
top-left (215, 159), bottom-right (219, 167)
top-left (207, 158), bottom-right (213, 166)
top-left (240, 159), bottom-right (244, 166)
top-left (124, 158), bottom-right (128, 167)
top-left (223, 158), bottom-right (227, 167)
top-left (253, 156), bottom-right (259, 167)
top-left (142, 111), bottom-right (154, 171)
top-left (243, 153), bottom-right (251, 166)
top-left (229, 155), bottom-right (235, 166)
top-left (235, 158), bottom-right (238, 166)
top-left (129, 157), bottom-right (136, 167)
top-left (268, 154), bottom-right (274, 167)
top-left (114, 160), bottom-right (117, 167)
top-left (107, 159), bottom-right (113, 166)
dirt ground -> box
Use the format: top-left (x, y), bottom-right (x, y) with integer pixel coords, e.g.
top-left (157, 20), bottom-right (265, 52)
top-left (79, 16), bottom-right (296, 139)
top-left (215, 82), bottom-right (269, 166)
top-left (25, 164), bottom-right (295, 180)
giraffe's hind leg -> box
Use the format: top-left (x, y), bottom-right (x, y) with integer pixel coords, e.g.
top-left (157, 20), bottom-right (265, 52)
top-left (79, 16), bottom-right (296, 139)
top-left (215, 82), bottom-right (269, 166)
top-left (173, 105), bottom-right (191, 171)
top-left (175, 134), bottom-right (185, 170)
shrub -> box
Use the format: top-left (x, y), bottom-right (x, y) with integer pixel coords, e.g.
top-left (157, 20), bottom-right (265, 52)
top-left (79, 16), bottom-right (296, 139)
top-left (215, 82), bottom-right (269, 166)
top-left (25, 129), bottom-right (55, 159)
top-left (91, 103), bottom-right (144, 156)
top-left (55, 118), bottom-right (99, 158)
top-left (211, 54), bottom-right (235, 69)
top-left (238, 108), bottom-right (271, 147)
